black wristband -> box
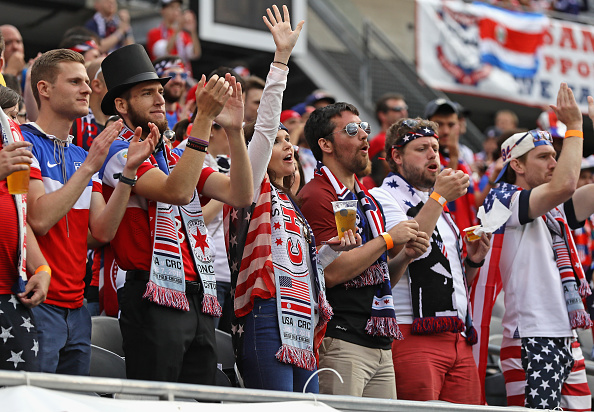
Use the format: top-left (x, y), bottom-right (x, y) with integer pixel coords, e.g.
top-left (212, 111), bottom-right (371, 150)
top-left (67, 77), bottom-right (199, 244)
top-left (186, 139), bottom-right (208, 152)
top-left (465, 257), bottom-right (485, 268)
top-left (113, 173), bottom-right (137, 186)
top-left (273, 60), bottom-right (288, 66)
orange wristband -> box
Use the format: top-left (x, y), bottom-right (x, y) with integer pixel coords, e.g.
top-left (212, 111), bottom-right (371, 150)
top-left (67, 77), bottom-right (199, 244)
top-left (565, 130), bottom-right (583, 139)
top-left (381, 232), bottom-right (394, 250)
top-left (34, 265), bottom-right (51, 277)
top-left (430, 191), bottom-right (447, 207)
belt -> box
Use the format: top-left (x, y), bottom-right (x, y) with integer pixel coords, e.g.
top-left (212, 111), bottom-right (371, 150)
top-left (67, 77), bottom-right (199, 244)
top-left (126, 270), bottom-right (202, 295)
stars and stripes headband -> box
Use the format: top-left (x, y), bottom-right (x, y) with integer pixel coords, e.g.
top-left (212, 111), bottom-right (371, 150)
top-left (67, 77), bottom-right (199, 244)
top-left (154, 58), bottom-right (185, 77)
top-left (393, 126), bottom-right (439, 148)
top-left (69, 40), bottom-right (99, 54)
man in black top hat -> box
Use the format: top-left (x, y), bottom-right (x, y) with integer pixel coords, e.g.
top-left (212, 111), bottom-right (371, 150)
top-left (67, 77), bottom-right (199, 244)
top-left (99, 43), bottom-right (253, 384)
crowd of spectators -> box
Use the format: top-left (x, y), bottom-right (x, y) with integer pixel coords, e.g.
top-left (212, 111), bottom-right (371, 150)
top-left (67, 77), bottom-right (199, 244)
top-left (1, 1), bottom-right (594, 411)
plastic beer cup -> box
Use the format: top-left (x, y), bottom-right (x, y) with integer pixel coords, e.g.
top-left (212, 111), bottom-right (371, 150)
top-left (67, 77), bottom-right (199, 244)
top-left (331, 200), bottom-right (357, 239)
top-left (6, 145), bottom-right (31, 195)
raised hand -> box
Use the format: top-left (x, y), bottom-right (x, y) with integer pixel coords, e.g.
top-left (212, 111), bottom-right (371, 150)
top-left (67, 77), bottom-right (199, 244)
top-left (195, 74), bottom-right (233, 121)
top-left (0, 141), bottom-right (32, 181)
top-left (433, 168), bottom-right (469, 203)
top-left (263, 5), bottom-right (304, 61)
top-left (214, 73), bottom-right (244, 132)
top-left (124, 123), bottom-right (159, 171)
top-left (84, 119), bottom-right (124, 173)
top-left (550, 83), bottom-right (582, 131)
top-left (388, 219), bottom-right (419, 246)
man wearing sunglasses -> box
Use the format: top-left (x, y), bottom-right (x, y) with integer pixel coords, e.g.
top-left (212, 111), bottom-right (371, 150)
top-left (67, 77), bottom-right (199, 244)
top-left (370, 117), bottom-right (490, 404)
top-left (153, 56), bottom-right (189, 130)
top-left (473, 84), bottom-right (593, 410)
top-left (299, 102), bottom-right (430, 398)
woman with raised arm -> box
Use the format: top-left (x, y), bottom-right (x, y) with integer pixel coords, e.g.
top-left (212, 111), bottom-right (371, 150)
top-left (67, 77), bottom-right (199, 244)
top-left (225, 5), bottom-right (360, 393)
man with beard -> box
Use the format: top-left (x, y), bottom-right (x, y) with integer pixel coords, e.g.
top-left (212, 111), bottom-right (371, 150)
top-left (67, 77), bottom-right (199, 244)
top-left (298, 103), bottom-right (430, 398)
top-left (153, 56), bottom-right (188, 129)
top-left (99, 44), bottom-right (253, 384)
top-left (22, 48), bottom-right (158, 375)
top-left (369, 118), bottom-right (490, 404)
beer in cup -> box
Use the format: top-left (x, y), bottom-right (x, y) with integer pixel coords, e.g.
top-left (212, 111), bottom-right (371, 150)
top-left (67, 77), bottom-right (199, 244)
top-left (332, 200), bottom-right (357, 239)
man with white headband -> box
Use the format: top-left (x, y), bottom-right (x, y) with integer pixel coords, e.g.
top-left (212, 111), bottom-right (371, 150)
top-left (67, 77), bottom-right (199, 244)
top-left (472, 83), bottom-right (593, 410)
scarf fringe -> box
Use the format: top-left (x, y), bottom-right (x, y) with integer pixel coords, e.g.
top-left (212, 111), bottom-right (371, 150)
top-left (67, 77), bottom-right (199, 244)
top-left (412, 316), bottom-right (465, 335)
top-left (143, 281), bottom-right (190, 312)
top-left (579, 278), bottom-right (592, 299)
top-left (365, 316), bottom-right (403, 339)
top-left (344, 263), bottom-right (386, 289)
top-left (202, 293), bottom-right (222, 317)
top-left (317, 293), bottom-right (333, 328)
top-left (275, 344), bottom-right (316, 371)
top-left (569, 309), bottom-right (593, 329)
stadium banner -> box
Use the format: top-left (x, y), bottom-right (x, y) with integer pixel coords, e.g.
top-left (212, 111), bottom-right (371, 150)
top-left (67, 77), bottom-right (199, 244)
top-left (416, 0), bottom-right (594, 112)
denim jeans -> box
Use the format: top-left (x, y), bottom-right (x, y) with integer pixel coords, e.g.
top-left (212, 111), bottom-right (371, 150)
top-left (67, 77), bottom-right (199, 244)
top-left (32, 303), bottom-right (92, 375)
top-left (241, 298), bottom-right (319, 393)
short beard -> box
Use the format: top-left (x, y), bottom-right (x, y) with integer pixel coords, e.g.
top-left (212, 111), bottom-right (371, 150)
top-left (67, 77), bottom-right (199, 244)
top-left (127, 101), bottom-right (168, 136)
top-left (400, 162), bottom-right (436, 191)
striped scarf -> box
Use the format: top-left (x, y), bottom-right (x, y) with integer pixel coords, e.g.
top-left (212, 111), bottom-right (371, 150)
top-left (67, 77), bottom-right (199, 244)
top-left (315, 162), bottom-right (401, 339)
top-left (0, 111), bottom-right (27, 293)
top-left (470, 182), bottom-right (592, 404)
top-left (224, 175), bottom-right (332, 372)
top-left (118, 126), bottom-right (221, 315)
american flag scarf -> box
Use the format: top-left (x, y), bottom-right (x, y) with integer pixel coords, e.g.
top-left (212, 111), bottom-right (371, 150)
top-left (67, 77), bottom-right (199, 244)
top-left (118, 126), bottom-right (221, 315)
top-left (315, 162), bottom-right (401, 339)
top-left (0, 112), bottom-right (27, 293)
top-left (470, 183), bottom-right (592, 403)
top-left (381, 173), bottom-right (477, 341)
top-left (224, 175), bottom-right (332, 372)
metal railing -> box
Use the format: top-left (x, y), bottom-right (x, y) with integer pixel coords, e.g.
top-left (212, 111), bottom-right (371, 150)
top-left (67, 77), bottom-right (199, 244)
top-left (0, 370), bottom-right (528, 411)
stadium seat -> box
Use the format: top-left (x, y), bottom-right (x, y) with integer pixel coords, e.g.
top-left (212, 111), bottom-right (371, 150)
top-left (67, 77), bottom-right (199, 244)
top-left (91, 316), bottom-right (124, 357)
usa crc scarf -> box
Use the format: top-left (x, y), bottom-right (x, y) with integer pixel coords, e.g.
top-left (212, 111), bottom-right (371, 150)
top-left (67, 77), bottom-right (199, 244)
top-left (224, 175), bottom-right (332, 372)
top-left (381, 173), bottom-right (477, 343)
top-left (0, 112), bottom-right (27, 293)
top-left (315, 162), bottom-right (401, 339)
top-left (118, 126), bottom-right (221, 315)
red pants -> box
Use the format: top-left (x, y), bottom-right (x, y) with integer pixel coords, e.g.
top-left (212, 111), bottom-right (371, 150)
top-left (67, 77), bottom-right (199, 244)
top-left (392, 324), bottom-right (481, 404)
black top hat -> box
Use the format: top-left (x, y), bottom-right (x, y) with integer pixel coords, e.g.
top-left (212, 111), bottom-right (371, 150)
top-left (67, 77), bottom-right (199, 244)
top-left (101, 44), bottom-right (170, 115)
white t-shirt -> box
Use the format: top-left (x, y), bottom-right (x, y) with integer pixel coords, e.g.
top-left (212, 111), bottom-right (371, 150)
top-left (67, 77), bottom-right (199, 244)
top-left (499, 190), bottom-right (573, 338)
top-left (370, 185), bottom-right (467, 324)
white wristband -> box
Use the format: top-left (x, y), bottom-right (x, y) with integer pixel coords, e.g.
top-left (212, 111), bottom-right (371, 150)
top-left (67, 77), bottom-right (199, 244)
top-left (318, 245), bottom-right (342, 269)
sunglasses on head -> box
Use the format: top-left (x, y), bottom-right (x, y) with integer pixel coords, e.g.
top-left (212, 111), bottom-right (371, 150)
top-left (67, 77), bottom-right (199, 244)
top-left (389, 105), bottom-right (408, 112)
top-left (328, 121), bottom-right (371, 138)
top-left (165, 71), bottom-right (189, 81)
top-left (402, 118), bottom-right (419, 129)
